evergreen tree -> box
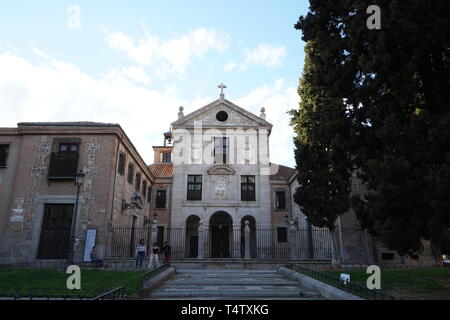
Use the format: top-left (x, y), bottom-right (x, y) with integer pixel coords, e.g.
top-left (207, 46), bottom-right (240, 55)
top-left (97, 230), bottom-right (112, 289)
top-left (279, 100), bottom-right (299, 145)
top-left (290, 42), bottom-right (353, 265)
top-left (294, 0), bottom-right (450, 264)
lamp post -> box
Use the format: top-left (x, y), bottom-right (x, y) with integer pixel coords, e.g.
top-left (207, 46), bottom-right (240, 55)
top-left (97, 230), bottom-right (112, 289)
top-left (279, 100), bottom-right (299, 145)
top-left (67, 170), bottom-right (85, 265)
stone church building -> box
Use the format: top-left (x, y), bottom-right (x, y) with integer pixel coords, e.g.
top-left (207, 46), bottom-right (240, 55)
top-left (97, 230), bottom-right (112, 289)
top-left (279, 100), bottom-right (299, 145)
top-left (0, 87), bottom-right (433, 268)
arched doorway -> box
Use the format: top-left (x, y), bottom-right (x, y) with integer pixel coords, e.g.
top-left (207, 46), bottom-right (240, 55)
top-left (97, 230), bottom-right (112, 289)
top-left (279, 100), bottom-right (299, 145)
top-left (186, 215), bottom-right (200, 258)
top-left (241, 216), bottom-right (257, 258)
top-left (209, 211), bottom-right (233, 258)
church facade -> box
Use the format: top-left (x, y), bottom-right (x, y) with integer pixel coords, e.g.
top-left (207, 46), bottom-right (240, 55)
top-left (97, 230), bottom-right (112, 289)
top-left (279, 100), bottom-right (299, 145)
top-left (0, 87), bottom-right (433, 267)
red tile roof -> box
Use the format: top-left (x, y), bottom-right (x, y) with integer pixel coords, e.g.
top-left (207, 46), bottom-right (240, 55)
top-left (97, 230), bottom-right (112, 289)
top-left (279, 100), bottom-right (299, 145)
top-left (148, 163), bottom-right (173, 178)
top-left (270, 164), bottom-right (297, 180)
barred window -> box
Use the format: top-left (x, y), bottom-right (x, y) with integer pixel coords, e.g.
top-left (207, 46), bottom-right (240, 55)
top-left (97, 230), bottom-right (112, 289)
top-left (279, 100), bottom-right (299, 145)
top-left (118, 152), bottom-right (126, 175)
top-left (142, 180), bottom-right (147, 198)
top-left (135, 173), bottom-right (141, 191)
top-left (48, 139), bottom-right (80, 179)
top-left (0, 144), bottom-right (9, 168)
top-left (275, 191), bottom-right (286, 210)
top-left (213, 137), bottom-right (229, 164)
top-left (241, 175), bottom-right (255, 201)
top-left (162, 152), bottom-right (171, 163)
top-left (187, 175), bottom-right (202, 200)
top-left (127, 163), bottom-right (134, 184)
top-left (156, 190), bottom-right (166, 209)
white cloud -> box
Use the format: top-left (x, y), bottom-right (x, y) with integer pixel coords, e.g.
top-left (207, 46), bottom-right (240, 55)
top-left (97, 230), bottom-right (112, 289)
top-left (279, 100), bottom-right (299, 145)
top-left (103, 27), bottom-right (230, 74)
top-left (224, 61), bottom-right (236, 72)
top-left (236, 79), bottom-right (298, 168)
top-left (243, 43), bottom-right (287, 68)
top-left (0, 51), bottom-right (297, 168)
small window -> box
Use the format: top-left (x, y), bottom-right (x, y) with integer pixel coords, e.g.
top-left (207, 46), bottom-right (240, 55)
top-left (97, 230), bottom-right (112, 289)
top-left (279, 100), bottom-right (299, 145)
top-left (241, 175), bottom-right (256, 201)
top-left (147, 186), bottom-right (152, 202)
top-left (59, 143), bottom-right (78, 152)
top-left (142, 180), bottom-right (147, 198)
top-left (136, 173), bottom-right (141, 191)
top-left (214, 137), bottom-right (229, 164)
top-left (275, 191), bottom-right (286, 210)
top-left (187, 175), bottom-right (202, 200)
top-left (118, 152), bottom-right (126, 175)
top-left (216, 111), bottom-right (228, 122)
top-left (277, 227), bottom-right (287, 243)
top-left (156, 190), bottom-right (166, 209)
top-left (162, 152), bottom-right (171, 163)
top-left (0, 144), bottom-right (9, 168)
top-left (127, 163), bottom-right (134, 184)
top-left (381, 253), bottom-right (395, 260)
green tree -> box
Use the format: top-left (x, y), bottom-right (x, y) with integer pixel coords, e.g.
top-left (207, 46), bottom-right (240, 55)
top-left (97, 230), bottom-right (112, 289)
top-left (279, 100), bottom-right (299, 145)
top-left (290, 42), bottom-right (353, 265)
top-left (294, 0), bottom-right (450, 265)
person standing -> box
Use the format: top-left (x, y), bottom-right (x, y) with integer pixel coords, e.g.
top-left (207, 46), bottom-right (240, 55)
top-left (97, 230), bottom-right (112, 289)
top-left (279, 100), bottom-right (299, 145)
top-left (135, 239), bottom-right (146, 268)
top-left (162, 241), bottom-right (172, 264)
top-left (148, 242), bottom-right (160, 269)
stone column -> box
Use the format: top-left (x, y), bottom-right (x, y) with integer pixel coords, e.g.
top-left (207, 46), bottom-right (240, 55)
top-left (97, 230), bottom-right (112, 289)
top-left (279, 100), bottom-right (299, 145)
top-left (197, 220), bottom-right (204, 259)
top-left (244, 221), bottom-right (251, 260)
top-left (289, 221), bottom-right (298, 260)
top-left (150, 218), bottom-right (158, 245)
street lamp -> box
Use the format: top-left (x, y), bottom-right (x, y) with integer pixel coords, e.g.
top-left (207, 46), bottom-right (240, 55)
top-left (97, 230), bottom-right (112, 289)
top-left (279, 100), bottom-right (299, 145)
top-left (67, 170), bottom-right (85, 265)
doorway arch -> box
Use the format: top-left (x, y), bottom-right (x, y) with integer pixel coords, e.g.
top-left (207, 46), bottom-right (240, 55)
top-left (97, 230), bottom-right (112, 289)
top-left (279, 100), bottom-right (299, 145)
top-left (209, 211), bottom-right (233, 258)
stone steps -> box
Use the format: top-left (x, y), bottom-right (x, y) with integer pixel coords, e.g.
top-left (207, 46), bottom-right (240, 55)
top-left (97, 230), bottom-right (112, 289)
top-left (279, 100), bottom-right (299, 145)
top-left (146, 268), bottom-right (324, 300)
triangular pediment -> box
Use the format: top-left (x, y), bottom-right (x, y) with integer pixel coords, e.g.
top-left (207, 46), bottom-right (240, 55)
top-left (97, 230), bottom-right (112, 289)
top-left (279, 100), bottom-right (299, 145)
top-left (171, 98), bottom-right (272, 129)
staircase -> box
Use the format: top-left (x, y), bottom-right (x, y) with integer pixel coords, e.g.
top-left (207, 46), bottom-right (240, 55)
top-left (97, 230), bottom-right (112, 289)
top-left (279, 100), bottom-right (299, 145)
top-left (146, 269), bottom-right (324, 300)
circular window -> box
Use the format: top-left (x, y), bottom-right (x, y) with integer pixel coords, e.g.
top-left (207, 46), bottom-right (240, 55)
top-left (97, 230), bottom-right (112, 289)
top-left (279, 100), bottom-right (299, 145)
top-left (216, 111), bottom-right (228, 122)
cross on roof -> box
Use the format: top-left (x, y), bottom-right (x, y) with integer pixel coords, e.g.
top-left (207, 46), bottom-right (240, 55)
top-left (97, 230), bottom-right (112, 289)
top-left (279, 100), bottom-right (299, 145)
top-left (218, 83), bottom-right (227, 99)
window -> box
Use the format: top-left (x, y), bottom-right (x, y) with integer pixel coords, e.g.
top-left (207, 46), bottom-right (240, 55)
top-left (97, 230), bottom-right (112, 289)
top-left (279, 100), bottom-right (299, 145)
top-left (48, 139), bottom-right (79, 179)
top-left (147, 186), bottom-right (152, 202)
top-left (381, 253), bottom-right (395, 260)
top-left (156, 190), bottom-right (166, 209)
top-left (277, 227), bottom-right (287, 243)
top-left (142, 180), bottom-right (147, 198)
top-left (241, 175), bottom-right (255, 201)
top-left (162, 152), bottom-right (171, 163)
top-left (135, 173), bottom-right (141, 191)
top-left (127, 163), bottom-right (134, 184)
top-left (214, 137), bottom-right (229, 164)
top-left (118, 152), bottom-right (126, 175)
top-left (0, 144), bottom-right (9, 168)
top-left (216, 110), bottom-right (228, 122)
top-left (187, 175), bottom-right (202, 200)
top-left (275, 191), bottom-right (286, 210)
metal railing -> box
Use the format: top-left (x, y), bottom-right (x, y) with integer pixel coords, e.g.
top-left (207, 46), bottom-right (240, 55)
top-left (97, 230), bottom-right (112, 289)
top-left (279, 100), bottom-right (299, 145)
top-left (109, 227), bottom-right (332, 260)
top-left (92, 286), bottom-right (127, 300)
top-left (0, 288), bottom-right (103, 300)
top-left (284, 263), bottom-right (396, 300)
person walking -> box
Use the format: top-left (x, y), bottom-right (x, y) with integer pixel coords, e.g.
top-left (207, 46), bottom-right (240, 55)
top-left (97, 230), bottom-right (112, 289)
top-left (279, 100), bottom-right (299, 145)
top-left (162, 241), bottom-right (172, 264)
top-left (148, 242), bottom-right (160, 269)
top-left (135, 239), bottom-right (146, 268)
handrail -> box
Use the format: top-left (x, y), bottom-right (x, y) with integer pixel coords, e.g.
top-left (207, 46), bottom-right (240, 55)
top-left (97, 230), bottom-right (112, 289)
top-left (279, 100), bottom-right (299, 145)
top-left (284, 263), bottom-right (396, 300)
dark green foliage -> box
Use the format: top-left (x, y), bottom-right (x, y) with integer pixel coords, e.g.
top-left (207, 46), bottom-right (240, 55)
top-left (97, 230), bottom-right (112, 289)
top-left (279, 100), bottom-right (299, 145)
top-left (293, 1), bottom-right (450, 260)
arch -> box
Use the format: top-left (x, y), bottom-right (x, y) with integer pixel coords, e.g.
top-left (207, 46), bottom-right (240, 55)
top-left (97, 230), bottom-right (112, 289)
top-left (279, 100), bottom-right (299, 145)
top-left (209, 211), bottom-right (233, 258)
top-left (185, 215), bottom-right (201, 258)
top-left (241, 216), bottom-right (257, 258)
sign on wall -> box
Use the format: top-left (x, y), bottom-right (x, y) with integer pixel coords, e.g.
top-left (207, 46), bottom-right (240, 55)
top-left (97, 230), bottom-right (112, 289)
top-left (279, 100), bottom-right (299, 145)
top-left (83, 228), bottom-right (97, 262)
top-left (10, 208), bottom-right (24, 222)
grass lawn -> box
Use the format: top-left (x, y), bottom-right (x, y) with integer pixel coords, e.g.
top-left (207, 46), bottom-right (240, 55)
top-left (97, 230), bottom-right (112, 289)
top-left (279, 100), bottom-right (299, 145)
top-left (323, 267), bottom-right (450, 300)
top-left (0, 269), bottom-right (146, 298)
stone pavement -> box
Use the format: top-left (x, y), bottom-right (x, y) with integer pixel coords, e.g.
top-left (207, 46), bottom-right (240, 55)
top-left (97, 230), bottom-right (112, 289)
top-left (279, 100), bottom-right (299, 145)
top-left (146, 269), bottom-right (325, 300)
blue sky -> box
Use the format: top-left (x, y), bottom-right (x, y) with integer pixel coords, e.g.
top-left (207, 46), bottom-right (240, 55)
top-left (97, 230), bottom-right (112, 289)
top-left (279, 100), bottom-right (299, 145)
top-left (0, 1), bottom-right (310, 167)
